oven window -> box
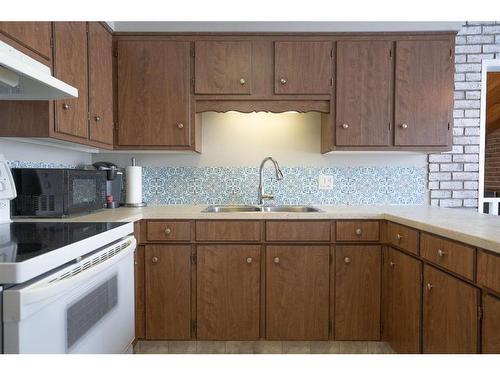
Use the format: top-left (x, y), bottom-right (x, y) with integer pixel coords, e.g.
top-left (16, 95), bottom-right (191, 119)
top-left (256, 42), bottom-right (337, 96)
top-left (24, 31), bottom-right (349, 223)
top-left (72, 179), bottom-right (97, 205)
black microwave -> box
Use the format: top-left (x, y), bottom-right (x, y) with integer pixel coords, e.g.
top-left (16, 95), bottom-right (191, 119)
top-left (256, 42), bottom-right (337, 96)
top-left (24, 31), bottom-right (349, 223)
top-left (11, 168), bottom-right (107, 217)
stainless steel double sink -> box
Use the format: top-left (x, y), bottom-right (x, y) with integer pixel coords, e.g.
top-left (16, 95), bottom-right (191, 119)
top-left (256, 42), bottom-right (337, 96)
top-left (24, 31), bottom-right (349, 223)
top-left (202, 205), bottom-right (321, 213)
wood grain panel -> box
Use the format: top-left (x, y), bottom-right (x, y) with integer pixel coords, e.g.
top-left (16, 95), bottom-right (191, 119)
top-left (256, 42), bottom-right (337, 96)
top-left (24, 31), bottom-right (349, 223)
top-left (386, 222), bottom-right (419, 255)
top-left (88, 22), bottom-right (114, 145)
top-left (197, 245), bottom-right (261, 340)
top-left (146, 221), bottom-right (192, 241)
top-left (134, 245), bottom-right (145, 340)
top-left (395, 40), bottom-right (453, 146)
top-left (382, 247), bottom-right (422, 353)
top-left (145, 245), bottom-right (192, 339)
top-left (420, 232), bottom-right (474, 280)
top-left (335, 245), bottom-right (381, 340)
top-left (335, 41), bottom-right (392, 146)
top-left (274, 41), bottom-right (332, 94)
top-left (196, 221), bottom-right (261, 242)
top-left (482, 293), bottom-right (500, 353)
top-left (195, 41), bottom-right (252, 94)
top-left (266, 245), bottom-right (330, 340)
top-left (0, 22), bottom-right (52, 60)
top-left (117, 40), bottom-right (191, 146)
top-left (477, 249), bottom-right (500, 294)
top-left (335, 220), bottom-right (380, 242)
top-left (423, 265), bottom-right (479, 353)
top-left (0, 101), bottom-right (51, 137)
top-left (266, 221), bottom-right (330, 242)
top-left (53, 22), bottom-right (89, 140)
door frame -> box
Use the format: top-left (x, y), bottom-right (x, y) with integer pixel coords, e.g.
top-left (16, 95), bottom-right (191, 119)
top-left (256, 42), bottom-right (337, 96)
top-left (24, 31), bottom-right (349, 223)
top-left (478, 59), bottom-right (500, 213)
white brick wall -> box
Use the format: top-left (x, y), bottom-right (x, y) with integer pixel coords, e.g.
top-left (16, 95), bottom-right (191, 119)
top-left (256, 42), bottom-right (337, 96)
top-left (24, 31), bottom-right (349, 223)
top-left (428, 21), bottom-right (500, 208)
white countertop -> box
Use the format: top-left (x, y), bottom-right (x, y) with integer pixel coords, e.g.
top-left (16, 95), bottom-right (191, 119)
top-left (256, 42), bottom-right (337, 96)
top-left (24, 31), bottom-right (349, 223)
top-left (14, 205), bottom-right (500, 255)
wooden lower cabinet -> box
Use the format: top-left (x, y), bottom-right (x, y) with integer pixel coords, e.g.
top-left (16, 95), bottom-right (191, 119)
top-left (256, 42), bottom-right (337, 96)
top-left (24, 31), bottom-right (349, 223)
top-left (266, 245), bottom-right (330, 340)
top-left (482, 293), bottom-right (500, 353)
top-left (423, 264), bottom-right (479, 353)
top-left (382, 247), bottom-right (422, 353)
top-left (335, 245), bottom-right (381, 340)
top-left (145, 244), bottom-right (192, 339)
top-left (196, 244), bottom-right (261, 340)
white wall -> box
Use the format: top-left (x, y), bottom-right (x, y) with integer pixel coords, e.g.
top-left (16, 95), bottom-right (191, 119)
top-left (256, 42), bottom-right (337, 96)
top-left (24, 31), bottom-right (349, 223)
top-left (0, 139), bottom-right (91, 166)
top-left (94, 112), bottom-right (427, 168)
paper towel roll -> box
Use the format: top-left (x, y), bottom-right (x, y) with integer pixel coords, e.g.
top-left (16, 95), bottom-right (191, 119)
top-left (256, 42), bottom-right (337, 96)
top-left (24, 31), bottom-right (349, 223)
top-left (126, 166), bottom-right (143, 204)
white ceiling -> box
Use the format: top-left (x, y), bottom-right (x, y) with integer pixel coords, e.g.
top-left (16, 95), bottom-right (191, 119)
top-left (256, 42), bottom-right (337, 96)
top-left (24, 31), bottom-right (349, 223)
top-left (108, 21), bottom-right (464, 33)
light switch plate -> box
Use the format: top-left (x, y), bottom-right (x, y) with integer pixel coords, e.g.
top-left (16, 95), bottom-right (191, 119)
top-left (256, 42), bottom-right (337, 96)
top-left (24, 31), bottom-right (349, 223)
top-left (318, 174), bottom-right (334, 190)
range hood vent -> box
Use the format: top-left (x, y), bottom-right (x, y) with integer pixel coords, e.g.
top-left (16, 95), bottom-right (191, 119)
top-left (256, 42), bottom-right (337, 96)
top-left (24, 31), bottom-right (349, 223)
top-left (0, 40), bottom-right (78, 100)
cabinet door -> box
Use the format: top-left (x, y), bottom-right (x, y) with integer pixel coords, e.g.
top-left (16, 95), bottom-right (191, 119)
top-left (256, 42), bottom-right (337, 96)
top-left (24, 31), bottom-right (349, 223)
top-left (117, 41), bottom-right (191, 146)
top-left (482, 293), bottom-right (500, 354)
top-left (274, 41), bottom-right (332, 94)
top-left (266, 245), bottom-right (330, 340)
top-left (0, 22), bottom-right (52, 60)
top-left (394, 40), bottom-right (453, 146)
top-left (335, 245), bottom-right (381, 340)
top-left (423, 264), bottom-right (479, 353)
top-left (88, 22), bottom-right (113, 145)
top-left (195, 41), bottom-right (252, 94)
top-left (53, 22), bottom-right (89, 140)
top-left (145, 245), bottom-right (192, 339)
top-left (197, 245), bottom-right (261, 340)
top-left (336, 41), bottom-right (392, 146)
top-left (382, 247), bottom-right (422, 353)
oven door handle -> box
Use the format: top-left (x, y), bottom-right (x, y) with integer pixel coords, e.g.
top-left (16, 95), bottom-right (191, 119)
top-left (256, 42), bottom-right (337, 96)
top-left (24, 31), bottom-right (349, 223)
top-left (20, 238), bottom-right (136, 306)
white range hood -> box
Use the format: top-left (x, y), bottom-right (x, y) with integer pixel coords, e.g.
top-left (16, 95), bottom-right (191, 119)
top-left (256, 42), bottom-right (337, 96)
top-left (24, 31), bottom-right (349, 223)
top-left (0, 40), bottom-right (78, 100)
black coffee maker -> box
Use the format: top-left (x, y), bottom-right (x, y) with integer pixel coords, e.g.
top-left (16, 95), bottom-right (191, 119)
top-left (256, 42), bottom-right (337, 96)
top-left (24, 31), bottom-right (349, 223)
top-left (93, 162), bottom-right (123, 208)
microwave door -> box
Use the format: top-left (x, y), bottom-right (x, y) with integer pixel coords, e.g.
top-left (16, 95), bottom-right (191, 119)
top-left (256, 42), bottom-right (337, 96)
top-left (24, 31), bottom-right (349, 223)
top-left (66, 172), bottom-right (106, 214)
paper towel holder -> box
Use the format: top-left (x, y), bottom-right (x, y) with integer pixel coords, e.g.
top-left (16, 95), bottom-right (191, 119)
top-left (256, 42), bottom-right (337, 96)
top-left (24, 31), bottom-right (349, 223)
top-left (122, 157), bottom-right (147, 208)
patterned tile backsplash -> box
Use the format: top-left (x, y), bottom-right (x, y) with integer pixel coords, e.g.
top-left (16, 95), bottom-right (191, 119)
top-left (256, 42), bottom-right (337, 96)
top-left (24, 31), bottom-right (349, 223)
top-left (6, 160), bottom-right (427, 205)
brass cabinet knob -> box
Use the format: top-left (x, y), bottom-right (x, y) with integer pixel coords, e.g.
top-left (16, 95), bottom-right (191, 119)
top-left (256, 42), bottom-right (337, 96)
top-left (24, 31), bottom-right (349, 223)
top-left (396, 233), bottom-right (403, 240)
top-left (426, 283), bottom-right (434, 291)
top-left (279, 77), bottom-right (287, 85)
top-left (342, 123), bottom-right (349, 129)
top-left (390, 261), bottom-right (396, 267)
top-left (437, 249), bottom-right (445, 257)
top-left (344, 257), bottom-right (351, 264)
top-left (177, 123), bottom-right (184, 129)
top-left (239, 78), bottom-right (246, 85)
top-left (152, 256), bottom-right (159, 263)
top-left (355, 228), bottom-right (362, 236)
top-left (95, 115), bottom-right (102, 122)
top-left (273, 257), bottom-right (280, 264)
top-left (246, 257), bottom-right (253, 264)
top-left (62, 103), bottom-right (71, 110)
top-left (164, 227), bottom-right (172, 235)
top-left (400, 123), bottom-right (408, 129)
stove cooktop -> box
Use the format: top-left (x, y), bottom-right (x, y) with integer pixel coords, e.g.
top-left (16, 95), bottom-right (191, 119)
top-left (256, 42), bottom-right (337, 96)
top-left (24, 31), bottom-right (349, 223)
top-left (0, 222), bottom-right (128, 263)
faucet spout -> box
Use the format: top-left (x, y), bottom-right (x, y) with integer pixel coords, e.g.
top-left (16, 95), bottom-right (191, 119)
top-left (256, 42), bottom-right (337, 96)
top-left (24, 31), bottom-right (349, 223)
top-left (258, 157), bottom-right (284, 205)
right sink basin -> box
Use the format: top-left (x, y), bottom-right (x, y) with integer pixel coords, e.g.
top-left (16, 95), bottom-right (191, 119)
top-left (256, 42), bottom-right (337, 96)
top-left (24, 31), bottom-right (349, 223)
top-left (260, 205), bottom-right (322, 213)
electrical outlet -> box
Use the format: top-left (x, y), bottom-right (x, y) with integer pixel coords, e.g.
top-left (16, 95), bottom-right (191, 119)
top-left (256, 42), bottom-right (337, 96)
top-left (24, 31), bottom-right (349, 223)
top-left (318, 174), bottom-right (334, 190)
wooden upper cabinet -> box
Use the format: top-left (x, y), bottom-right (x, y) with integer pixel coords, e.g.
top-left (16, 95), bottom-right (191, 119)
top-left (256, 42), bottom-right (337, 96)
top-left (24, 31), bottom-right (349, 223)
top-left (335, 41), bottom-right (392, 146)
top-left (53, 22), bottom-right (89, 140)
top-left (88, 22), bottom-right (113, 145)
top-left (382, 247), bottom-right (422, 353)
top-left (335, 245), bottom-right (381, 341)
top-left (0, 22), bottom-right (52, 61)
top-left (394, 40), bottom-right (453, 147)
top-left (195, 41), bottom-right (252, 94)
top-left (266, 245), bottom-right (330, 340)
top-left (423, 265), bottom-right (479, 353)
top-left (274, 41), bottom-right (332, 94)
top-left (197, 245), bottom-right (261, 340)
top-left (117, 41), bottom-right (191, 147)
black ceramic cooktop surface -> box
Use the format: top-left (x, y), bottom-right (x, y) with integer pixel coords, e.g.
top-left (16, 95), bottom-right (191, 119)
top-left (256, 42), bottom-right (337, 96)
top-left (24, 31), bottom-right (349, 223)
top-left (0, 222), bottom-right (127, 263)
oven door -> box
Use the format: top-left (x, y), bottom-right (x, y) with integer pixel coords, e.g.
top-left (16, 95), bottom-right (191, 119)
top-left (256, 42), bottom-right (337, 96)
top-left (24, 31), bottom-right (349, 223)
top-left (66, 170), bottom-right (106, 215)
top-left (2, 236), bottom-right (136, 354)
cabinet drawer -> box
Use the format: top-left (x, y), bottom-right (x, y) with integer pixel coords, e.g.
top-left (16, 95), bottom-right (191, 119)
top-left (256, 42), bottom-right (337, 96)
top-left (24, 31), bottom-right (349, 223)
top-left (336, 221), bottom-right (380, 242)
top-left (420, 233), bottom-right (474, 280)
top-left (386, 222), bottom-right (419, 255)
top-left (196, 221), bottom-right (261, 242)
top-left (266, 221), bottom-right (330, 242)
top-left (146, 221), bottom-right (192, 241)
top-left (477, 250), bottom-right (500, 293)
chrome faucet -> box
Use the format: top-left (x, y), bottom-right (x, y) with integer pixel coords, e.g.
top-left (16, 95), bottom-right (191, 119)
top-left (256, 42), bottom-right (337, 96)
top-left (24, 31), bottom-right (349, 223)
top-left (258, 157), bottom-right (284, 205)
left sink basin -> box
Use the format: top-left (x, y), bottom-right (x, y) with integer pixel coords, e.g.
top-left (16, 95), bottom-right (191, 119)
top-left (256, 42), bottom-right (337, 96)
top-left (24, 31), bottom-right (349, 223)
top-left (202, 205), bottom-right (261, 213)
